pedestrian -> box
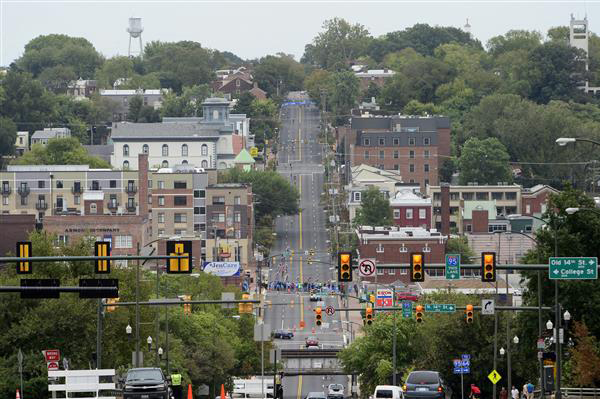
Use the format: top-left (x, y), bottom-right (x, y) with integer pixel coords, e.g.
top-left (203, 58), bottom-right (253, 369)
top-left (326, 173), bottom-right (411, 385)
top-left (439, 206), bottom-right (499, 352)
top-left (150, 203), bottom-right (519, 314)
top-left (511, 386), bottom-right (519, 399)
top-left (500, 387), bottom-right (508, 399)
top-left (526, 382), bottom-right (534, 399)
top-left (522, 384), bottom-right (528, 399)
top-left (170, 371), bottom-right (183, 399)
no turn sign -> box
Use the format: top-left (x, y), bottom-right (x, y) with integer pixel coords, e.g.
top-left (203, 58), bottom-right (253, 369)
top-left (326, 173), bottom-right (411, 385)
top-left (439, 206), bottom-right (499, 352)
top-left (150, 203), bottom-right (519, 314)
top-left (359, 259), bottom-right (376, 277)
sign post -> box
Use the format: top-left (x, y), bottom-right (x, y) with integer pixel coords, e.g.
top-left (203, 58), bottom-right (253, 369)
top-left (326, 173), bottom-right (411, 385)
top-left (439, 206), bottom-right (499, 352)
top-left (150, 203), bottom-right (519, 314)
top-left (549, 257), bottom-right (598, 280)
top-left (445, 254), bottom-right (460, 280)
top-left (453, 354), bottom-right (470, 399)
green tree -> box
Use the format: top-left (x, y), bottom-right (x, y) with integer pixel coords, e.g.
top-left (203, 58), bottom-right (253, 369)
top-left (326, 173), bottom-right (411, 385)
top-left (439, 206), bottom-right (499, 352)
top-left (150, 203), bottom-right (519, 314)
top-left (127, 95), bottom-right (161, 123)
top-left (95, 56), bottom-right (136, 88)
top-left (487, 30), bottom-right (542, 56)
top-left (231, 94), bottom-right (279, 149)
top-left (329, 71), bottom-right (360, 125)
top-left (161, 84), bottom-right (211, 117)
top-left (304, 69), bottom-right (332, 108)
top-left (445, 237), bottom-right (474, 264)
top-left (457, 137), bottom-right (512, 185)
top-left (17, 34), bottom-right (103, 78)
top-left (37, 65), bottom-right (78, 93)
top-left (302, 18), bottom-right (372, 70)
top-left (353, 187), bottom-right (393, 227)
top-left (0, 117), bottom-right (17, 160)
top-left (13, 137), bottom-right (110, 168)
top-left (567, 321), bottom-right (600, 386)
top-left (253, 53), bottom-right (305, 98)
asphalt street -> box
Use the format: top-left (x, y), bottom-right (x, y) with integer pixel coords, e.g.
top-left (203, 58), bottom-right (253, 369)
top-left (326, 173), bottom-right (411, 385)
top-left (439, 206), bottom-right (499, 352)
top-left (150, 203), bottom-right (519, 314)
top-left (264, 93), bottom-right (349, 399)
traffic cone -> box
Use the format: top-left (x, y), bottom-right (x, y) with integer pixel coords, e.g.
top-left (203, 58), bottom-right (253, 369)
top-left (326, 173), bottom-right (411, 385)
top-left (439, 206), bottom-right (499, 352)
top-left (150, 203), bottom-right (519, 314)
top-left (188, 384), bottom-right (193, 399)
top-left (16, 389), bottom-right (20, 399)
top-left (221, 384), bottom-right (226, 399)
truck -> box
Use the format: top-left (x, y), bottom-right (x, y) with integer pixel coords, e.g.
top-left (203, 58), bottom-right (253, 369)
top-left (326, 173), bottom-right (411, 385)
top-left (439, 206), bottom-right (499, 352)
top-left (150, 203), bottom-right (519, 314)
top-left (122, 367), bottom-right (172, 399)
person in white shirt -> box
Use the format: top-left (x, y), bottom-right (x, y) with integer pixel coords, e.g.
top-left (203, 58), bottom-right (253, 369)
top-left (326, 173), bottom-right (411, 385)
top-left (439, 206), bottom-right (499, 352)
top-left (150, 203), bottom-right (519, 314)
top-left (511, 386), bottom-right (519, 399)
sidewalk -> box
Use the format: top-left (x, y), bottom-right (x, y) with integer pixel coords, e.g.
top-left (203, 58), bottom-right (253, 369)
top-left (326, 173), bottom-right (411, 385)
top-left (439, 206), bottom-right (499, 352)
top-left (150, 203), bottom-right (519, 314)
top-left (339, 294), bottom-right (364, 342)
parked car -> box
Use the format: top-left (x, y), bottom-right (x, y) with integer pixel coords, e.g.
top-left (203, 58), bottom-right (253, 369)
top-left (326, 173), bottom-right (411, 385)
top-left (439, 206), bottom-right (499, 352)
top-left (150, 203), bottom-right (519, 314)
top-left (403, 371), bottom-right (450, 399)
top-left (272, 329), bottom-right (294, 339)
top-left (373, 385), bottom-right (403, 399)
top-left (327, 383), bottom-right (344, 399)
top-left (310, 292), bottom-right (322, 302)
top-left (305, 336), bottom-right (319, 348)
top-left (123, 368), bottom-right (171, 399)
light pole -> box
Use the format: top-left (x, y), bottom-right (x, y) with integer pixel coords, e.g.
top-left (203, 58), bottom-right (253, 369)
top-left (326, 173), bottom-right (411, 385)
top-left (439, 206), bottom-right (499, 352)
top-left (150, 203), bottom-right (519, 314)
top-left (565, 207), bottom-right (600, 215)
top-left (555, 137), bottom-right (600, 147)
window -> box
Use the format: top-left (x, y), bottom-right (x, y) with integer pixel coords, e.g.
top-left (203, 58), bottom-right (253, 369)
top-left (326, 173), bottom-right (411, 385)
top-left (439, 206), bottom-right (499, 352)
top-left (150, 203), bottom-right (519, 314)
top-left (378, 164), bottom-right (384, 169)
top-left (201, 160), bottom-right (208, 168)
top-left (409, 150), bottom-right (415, 159)
top-left (194, 190), bottom-right (206, 198)
top-left (400, 268), bottom-right (407, 275)
top-left (182, 160), bottom-right (188, 165)
top-left (38, 180), bottom-right (45, 189)
top-left (423, 137), bottom-right (431, 146)
top-left (409, 164), bottom-right (415, 172)
top-left (234, 196), bottom-right (241, 205)
top-left (200, 207), bottom-right (205, 214)
top-left (353, 192), bottom-right (361, 202)
top-left (476, 192), bottom-right (489, 200)
top-left (379, 150), bottom-right (384, 160)
top-left (21, 196), bottom-right (27, 206)
top-left (90, 203), bottom-right (97, 214)
top-left (162, 160), bottom-right (169, 168)
top-left (123, 144), bottom-right (129, 156)
top-left (424, 150), bottom-right (430, 159)
top-left (393, 209), bottom-right (400, 219)
top-left (377, 268), bottom-right (384, 275)
top-left (393, 138), bottom-right (400, 146)
top-left (388, 268), bottom-right (395, 275)
top-left (123, 161), bottom-right (129, 169)
top-left (424, 164), bottom-right (430, 172)
top-left (56, 180), bottom-right (64, 189)
top-left (148, 194), bottom-right (152, 204)
top-left (2, 196), bottom-right (7, 205)
top-left (56, 197), bottom-right (63, 209)
top-left (162, 144), bottom-right (169, 156)
top-left (393, 150), bottom-right (399, 159)
top-left (406, 209), bottom-right (413, 219)
top-left (424, 178), bottom-right (429, 186)
top-left (409, 137), bottom-right (416, 146)
top-left (158, 181), bottom-right (165, 189)
top-left (174, 196), bottom-right (187, 206)
top-left (376, 243), bottom-right (384, 253)
top-left (174, 181), bottom-right (187, 189)
top-left (364, 150), bottom-right (369, 159)
top-left (174, 229), bottom-right (186, 236)
top-left (201, 144), bottom-right (208, 156)
top-left (363, 138), bottom-right (370, 146)
top-left (194, 224), bottom-right (201, 232)
top-left (115, 235), bottom-right (133, 249)
top-left (419, 209), bottom-right (426, 219)
top-left (213, 196), bottom-right (225, 205)
top-left (158, 196), bottom-right (165, 206)
top-left (158, 229), bottom-right (165, 237)
top-left (174, 213), bottom-right (187, 223)
top-left (148, 180), bottom-right (152, 188)
top-left (182, 144), bottom-right (188, 156)
top-left (74, 195), bottom-right (80, 205)
top-left (526, 204), bottom-right (531, 214)
top-left (236, 79), bottom-right (241, 87)
top-left (194, 207), bottom-right (200, 214)
top-left (127, 197), bottom-right (135, 209)
top-left (143, 144), bottom-right (149, 154)
top-left (394, 164), bottom-right (399, 170)
top-left (108, 180), bottom-right (115, 188)
top-left (213, 212), bottom-right (225, 222)
top-left (492, 192), bottom-right (503, 200)
top-left (234, 212), bottom-right (241, 222)
top-left (158, 213), bottom-right (165, 223)
top-left (505, 192), bottom-right (517, 200)
top-left (488, 224), bottom-right (508, 233)
top-left (462, 192), bottom-right (474, 200)
top-left (378, 138), bottom-right (385, 146)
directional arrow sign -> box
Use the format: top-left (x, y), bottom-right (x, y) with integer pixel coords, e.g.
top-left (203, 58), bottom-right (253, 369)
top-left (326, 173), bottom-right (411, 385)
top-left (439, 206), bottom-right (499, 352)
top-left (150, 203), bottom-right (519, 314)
top-left (549, 257), bottom-right (598, 280)
top-left (445, 254), bottom-right (461, 280)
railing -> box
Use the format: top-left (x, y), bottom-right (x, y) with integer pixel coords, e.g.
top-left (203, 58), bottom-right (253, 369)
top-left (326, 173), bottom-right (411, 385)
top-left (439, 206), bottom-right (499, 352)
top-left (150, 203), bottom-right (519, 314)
top-left (17, 186), bottom-right (30, 196)
top-left (126, 185), bottom-right (137, 194)
top-left (107, 202), bottom-right (119, 210)
top-left (71, 186), bottom-right (83, 194)
top-left (126, 203), bottom-right (137, 212)
top-left (561, 387), bottom-right (600, 399)
top-left (1, 187), bottom-right (11, 195)
top-left (35, 202), bottom-right (48, 210)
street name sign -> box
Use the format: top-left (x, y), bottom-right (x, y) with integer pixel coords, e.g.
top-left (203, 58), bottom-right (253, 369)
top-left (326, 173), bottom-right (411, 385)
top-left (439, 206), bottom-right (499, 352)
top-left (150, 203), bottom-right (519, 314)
top-left (488, 370), bottom-right (502, 384)
top-left (425, 304), bottom-right (456, 313)
top-left (549, 257), bottom-right (598, 280)
top-left (445, 254), bottom-right (461, 280)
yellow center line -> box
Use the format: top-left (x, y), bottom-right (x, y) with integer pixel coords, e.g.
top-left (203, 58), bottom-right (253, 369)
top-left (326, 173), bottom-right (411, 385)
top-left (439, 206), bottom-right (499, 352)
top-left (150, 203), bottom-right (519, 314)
top-left (299, 175), bottom-right (303, 250)
top-left (296, 375), bottom-right (303, 399)
top-left (299, 257), bottom-right (304, 324)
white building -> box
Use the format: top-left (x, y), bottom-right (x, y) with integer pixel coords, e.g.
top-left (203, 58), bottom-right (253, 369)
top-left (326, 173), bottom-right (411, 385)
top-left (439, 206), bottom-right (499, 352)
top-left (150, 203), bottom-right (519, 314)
top-left (31, 128), bottom-right (71, 146)
top-left (111, 98), bottom-right (250, 170)
top-left (15, 131), bottom-right (29, 155)
top-left (346, 164), bottom-right (403, 222)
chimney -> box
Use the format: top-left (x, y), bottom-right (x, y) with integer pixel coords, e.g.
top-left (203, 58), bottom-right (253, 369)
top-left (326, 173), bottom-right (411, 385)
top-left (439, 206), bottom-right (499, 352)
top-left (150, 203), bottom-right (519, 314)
top-left (441, 183), bottom-right (450, 236)
top-left (138, 153), bottom-right (149, 217)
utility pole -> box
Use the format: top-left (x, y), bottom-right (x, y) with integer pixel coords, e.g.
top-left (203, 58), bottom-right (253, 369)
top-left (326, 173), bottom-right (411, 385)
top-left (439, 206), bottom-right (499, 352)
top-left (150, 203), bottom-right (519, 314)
top-left (392, 286), bottom-right (397, 386)
top-left (96, 298), bottom-right (103, 368)
top-left (135, 242), bottom-right (140, 367)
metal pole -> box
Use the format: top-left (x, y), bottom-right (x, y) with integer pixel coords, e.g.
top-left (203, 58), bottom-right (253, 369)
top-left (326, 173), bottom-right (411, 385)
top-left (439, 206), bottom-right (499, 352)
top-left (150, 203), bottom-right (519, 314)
top-left (393, 286), bottom-right (397, 386)
top-left (156, 258), bottom-right (160, 368)
top-left (493, 275), bottom-right (499, 399)
top-left (135, 243), bottom-right (140, 367)
top-left (96, 298), bottom-right (103, 369)
top-left (166, 303), bottom-right (170, 375)
top-left (274, 347), bottom-right (278, 399)
top-left (261, 320), bottom-right (265, 399)
top-left (461, 370), bottom-right (464, 399)
top-left (507, 267), bottom-right (511, 393)
top-left (554, 218), bottom-right (561, 399)
top-left (18, 348), bottom-right (23, 399)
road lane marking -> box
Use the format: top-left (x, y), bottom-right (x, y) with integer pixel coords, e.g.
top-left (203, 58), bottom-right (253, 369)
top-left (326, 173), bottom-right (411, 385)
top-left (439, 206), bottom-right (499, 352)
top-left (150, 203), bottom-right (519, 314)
top-left (297, 375), bottom-right (303, 399)
top-left (299, 174), bottom-right (303, 250)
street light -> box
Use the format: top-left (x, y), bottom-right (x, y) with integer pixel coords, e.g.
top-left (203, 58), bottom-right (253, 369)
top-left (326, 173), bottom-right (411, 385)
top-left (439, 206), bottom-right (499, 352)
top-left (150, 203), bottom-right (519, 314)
top-left (126, 324), bottom-right (132, 335)
top-left (566, 207), bottom-right (600, 215)
top-left (547, 320), bottom-right (554, 330)
top-left (147, 336), bottom-right (153, 351)
top-left (563, 310), bottom-right (571, 322)
top-left (158, 347), bottom-right (164, 359)
top-left (556, 137), bottom-right (600, 147)
top-left (513, 336), bottom-right (519, 345)
top-left (499, 347), bottom-right (505, 356)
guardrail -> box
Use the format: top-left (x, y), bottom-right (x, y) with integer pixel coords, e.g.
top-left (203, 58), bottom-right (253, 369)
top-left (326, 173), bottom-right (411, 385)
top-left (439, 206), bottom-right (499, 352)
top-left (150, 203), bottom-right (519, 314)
top-left (561, 387), bottom-right (600, 399)
top-left (281, 349), bottom-right (340, 358)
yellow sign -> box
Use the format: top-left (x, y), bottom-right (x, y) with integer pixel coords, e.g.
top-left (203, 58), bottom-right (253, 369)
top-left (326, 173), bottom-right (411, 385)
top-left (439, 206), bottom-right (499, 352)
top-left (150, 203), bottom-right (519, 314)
top-left (250, 147), bottom-right (258, 157)
top-left (488, 370), bottom-right (502, 384)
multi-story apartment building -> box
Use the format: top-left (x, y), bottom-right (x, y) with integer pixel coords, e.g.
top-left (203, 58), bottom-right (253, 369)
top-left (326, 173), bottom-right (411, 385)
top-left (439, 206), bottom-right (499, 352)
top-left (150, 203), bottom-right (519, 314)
top-left (111, 98), bottom-right (249, 170)
top-left (345, 115), bottom-right (451, 191)
top-left (100, 89), bottom-right (164, 122)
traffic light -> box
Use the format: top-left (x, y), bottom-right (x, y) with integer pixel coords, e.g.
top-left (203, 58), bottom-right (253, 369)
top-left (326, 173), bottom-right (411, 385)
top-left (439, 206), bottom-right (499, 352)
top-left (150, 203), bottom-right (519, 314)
top-left (309, 248), bottom-right (315, 257)
top-left (481, 252), bottom-right (496, 282)
top-left (369, 294), bottom-right (375, 304)
top-left (167, 240), bottom-right (192, 273)
top-left (466, 304), bottom-right (474, 324)
top-left (410, 252), bottom-right (425, 282)
top-left (16, 241), bottom-right (32, 274)
top-left (338, 252), bottom-right (353, 282)
top-left (106, 297), bottom-right (119, 312)
top-left (94, 241), bottom-right (111, 274)
top-left (365, 306), bottom-right (373, 325)
top-left (415, 305), bottom-right (424, 323)
top-left (183, 295), bottom-right (192, 315)
top-left (315, 307), bottom-right (322, 326)
top-left (239, 293), bottom-right (252, 314)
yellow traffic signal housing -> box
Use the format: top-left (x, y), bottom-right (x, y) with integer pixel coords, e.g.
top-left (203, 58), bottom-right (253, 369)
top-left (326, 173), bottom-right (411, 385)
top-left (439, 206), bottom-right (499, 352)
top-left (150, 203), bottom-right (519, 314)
top-left (338, 252), bottom-right (353, 282)
top-left (106, 297), bottom-right (119, 312)
top-left (315, 307), bottom-right (322, 326)
top-left (95, 241), bottom-right (111, 274)
top-left (167, 241), bottom-right (192, 274)
top-left (415, 305), bottom-right (424, 323)
top-left (365, 306), bottom-right (373, 325)
top-left (183, 295), bottom-right (192, 315)
top-left (466, 304), bottom-right (474, 323)
top-left (369, 294), bottom-right (375, 304)
top-left (410, 252), bottom-right (425, 282)
top-left (481, 252), bottom-right (496, 282)
top-left (16, 241), bottom-right (32, 274)
top-left (239, 293), bottom-right (252, 314)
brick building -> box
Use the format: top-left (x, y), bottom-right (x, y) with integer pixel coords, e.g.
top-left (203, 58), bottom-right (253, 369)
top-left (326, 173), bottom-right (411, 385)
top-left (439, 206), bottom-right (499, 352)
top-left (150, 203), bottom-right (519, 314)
top-left (0, 214), bottom-right (36, 257)
top-left (389, 187), bottom-right (432, 229)
top-left (345, 115), bottom-right (451, 191)
top-left (356, 226), bottom-right (447, 285)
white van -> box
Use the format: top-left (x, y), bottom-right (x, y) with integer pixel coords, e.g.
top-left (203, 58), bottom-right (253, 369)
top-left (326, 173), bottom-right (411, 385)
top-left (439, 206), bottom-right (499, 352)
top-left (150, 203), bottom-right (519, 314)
top-left (373, 385), bottom-right (404, 399)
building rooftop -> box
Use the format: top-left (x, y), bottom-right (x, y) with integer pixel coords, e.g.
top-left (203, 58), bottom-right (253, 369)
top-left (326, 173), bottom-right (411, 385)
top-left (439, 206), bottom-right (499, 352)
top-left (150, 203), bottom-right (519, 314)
top-left (357, 226), bottom-right (446, 240)
top-left (100, 89), bottom-right (163, 96)
top-left (7, 165), bottom-right (92, 172)
top-left (390, 189), bottom-right (431, 206)
top-left (31, 127), bottom-right (71, 140)
top-left (111, 122), bottom-right (224, 139)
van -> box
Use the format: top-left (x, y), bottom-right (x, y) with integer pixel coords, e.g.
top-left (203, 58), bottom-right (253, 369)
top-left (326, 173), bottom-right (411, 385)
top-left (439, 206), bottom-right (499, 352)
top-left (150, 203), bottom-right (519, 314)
top-left (373, 385), bottom-right (404, 399)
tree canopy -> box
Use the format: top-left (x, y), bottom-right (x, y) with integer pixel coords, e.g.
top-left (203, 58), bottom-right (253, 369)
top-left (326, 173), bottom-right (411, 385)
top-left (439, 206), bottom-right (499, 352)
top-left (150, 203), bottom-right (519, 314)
top-left (13, 137), bottom-right (110, 168)
top-left (457, 137), bottom-right (512, 185)
top-left (353, 186), bottom-right (393, 226)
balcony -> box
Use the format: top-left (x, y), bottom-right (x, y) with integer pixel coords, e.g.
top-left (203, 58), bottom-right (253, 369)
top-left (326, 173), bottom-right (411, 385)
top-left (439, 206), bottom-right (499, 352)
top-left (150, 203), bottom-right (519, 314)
top-left (126, 203), bottom-right (137, 213)
top-left (35, 201), bottom-right (48, 210)
top-left (17, 186), bottom-right (30, 196)
top-left (126, 185), bottom-right (138, 194)
top-left (107, 201), bottom-right (119, 210)
top-left (71, 186), bottom-right (83, 194)
top-left (1, 187), bottom-right (10, 195)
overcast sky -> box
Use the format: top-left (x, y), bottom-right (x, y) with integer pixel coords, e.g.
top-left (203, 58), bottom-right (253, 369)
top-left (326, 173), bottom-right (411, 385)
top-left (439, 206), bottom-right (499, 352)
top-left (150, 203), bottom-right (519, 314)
top-left (1, 1), bottom-right (598, 66)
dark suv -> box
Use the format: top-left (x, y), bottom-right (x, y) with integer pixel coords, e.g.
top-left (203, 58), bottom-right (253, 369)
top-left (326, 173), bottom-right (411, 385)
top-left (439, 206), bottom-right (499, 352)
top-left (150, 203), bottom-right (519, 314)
top-left (403, 371), bottom-right (450, 399)
top-left (123, 367), bottom-right (171, 399)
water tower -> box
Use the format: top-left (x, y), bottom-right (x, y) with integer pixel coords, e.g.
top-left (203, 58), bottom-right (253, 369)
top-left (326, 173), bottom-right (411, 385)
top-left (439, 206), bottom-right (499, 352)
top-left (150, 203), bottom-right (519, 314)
top-left (127, 17), bottom-right (144, 58)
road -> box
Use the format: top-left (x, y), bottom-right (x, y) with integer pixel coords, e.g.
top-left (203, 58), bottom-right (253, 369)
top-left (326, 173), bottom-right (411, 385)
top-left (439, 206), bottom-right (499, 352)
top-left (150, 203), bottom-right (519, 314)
top-left (264, 93), bottom-right (349, 399)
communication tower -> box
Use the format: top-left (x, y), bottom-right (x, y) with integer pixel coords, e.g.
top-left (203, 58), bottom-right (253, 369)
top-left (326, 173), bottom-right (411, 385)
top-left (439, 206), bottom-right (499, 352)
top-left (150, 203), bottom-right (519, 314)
top-left (127, 17), bottom-right (144, 58)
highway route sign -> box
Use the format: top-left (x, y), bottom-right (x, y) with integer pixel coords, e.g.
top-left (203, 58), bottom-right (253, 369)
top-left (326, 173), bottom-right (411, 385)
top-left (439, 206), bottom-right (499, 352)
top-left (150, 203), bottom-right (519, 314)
top-left (359, 259), bottom-right (376, 277)
top-left (445, 254), bottom-right (461, 280)
top-left (452, 358), bottom-right (470, 374)
top-left (482, 299), bottom-right (495, 315)
top-left (549, 257), bottom-right (598, 280)
top-left (402, 301), bottom-right (412, 318)
top-left (488, 370), bottom-right (502, 384)
top-left (425, 304), bottom-right (456, 313)
top-left (325, 305), bottom-right (335, 316)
